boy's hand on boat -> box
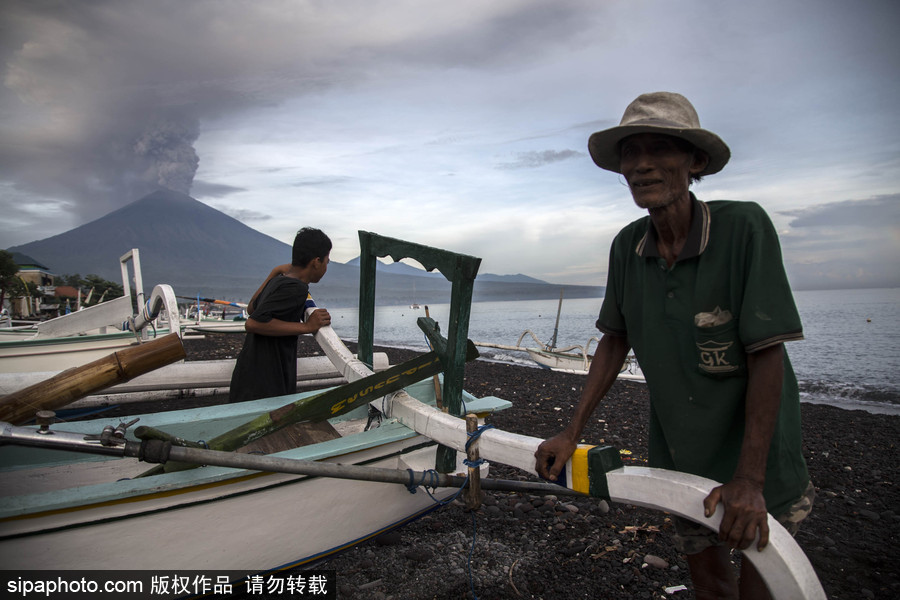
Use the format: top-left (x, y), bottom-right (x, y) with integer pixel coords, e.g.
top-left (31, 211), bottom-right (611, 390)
top-left (534, 433), bottom-right (577, 482)
top-left (307, 308), bottom-right (331, 331)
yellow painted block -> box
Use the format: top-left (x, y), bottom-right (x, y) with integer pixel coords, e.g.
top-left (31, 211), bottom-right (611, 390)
top-left (570, 444), bottom-right (596, 494)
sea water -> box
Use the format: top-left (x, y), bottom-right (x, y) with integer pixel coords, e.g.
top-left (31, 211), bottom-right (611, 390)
top-left (325, 288), bottom-right (900, 415)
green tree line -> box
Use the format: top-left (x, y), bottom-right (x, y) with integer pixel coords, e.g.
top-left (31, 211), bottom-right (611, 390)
top-left (55, 273), bottom-right (125, 301)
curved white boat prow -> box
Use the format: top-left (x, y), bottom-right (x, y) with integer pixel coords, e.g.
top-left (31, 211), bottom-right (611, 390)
top-left (607, 467), bottom-right (825, 600)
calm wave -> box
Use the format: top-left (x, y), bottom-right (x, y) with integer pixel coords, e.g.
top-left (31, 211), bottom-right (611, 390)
top-left (325, 288), bottom-right (900, 415)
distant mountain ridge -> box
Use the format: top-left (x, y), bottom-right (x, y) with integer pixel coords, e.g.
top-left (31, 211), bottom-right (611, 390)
top-left (7, 189), bottom-right (603, 307)
top-left (344, 256), bottom-right (548, 284)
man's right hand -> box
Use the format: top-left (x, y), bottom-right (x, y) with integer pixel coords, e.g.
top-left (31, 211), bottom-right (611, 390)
top-left (534, 433), bottom-right (578, 482)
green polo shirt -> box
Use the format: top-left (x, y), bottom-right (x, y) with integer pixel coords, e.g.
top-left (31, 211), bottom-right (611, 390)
top-left (597, 195), bottom-right (808, 516)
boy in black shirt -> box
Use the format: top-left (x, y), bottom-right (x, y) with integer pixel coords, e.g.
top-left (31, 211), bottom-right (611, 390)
top-left (229, 228), bottom-right (332, 402)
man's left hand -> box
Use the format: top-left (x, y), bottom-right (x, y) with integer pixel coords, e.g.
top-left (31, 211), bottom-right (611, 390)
top-left (703, 478), bottom-right (769, 551)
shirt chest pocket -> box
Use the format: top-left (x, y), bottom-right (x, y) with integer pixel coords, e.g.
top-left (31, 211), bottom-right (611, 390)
top-left (693, 319), bottom-right (745, 378)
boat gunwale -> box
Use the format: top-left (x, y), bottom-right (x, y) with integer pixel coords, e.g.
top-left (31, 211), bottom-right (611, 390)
top-left (0, 328), bottom-right (174, 350)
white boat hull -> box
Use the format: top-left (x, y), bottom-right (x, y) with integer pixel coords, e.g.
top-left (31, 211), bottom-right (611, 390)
top-left (0, 380), bottom-right (505, 571)
top-left (526, 347), bottom-right (590, 372)
top-left (0, 331), bottom-right (154, 374)
top-left (0, 353), bottom-right (391, 401)
top-left (183, 320), bottom-right (247, 334)
top-left (1, 446), bottom-right (449, 570)
top-left (525, 348), bottom-right (645, 381)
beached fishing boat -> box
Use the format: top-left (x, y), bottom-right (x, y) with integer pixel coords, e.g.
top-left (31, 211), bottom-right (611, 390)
top-left (0, 249), bottom-right (180, 373)
top-left (0, 234), bottom-right (507, 572)
top-left (180, 295), bottom-right (249, 334)
top-left (0, 233), bottom-right (823, 598)
top-left (521, 334), bottom-right (644, 381)
top-left (474, 291), bottom-right (644, 380)
top-left (0, 377), bottom-right (509, 570)
top-left (475, 329), bottom-right (644, 380)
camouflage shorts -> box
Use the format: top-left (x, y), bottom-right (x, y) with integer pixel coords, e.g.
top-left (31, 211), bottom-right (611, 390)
top-left (671, 481), bottom-right (816, 555)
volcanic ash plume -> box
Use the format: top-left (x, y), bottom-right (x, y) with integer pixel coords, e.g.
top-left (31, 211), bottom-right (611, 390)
top-left (132, 115), bottom-right (200, 194)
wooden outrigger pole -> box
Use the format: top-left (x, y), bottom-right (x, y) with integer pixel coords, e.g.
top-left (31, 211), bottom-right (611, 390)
top-left (0, 333), bottom-right (185, 425)
top-left (0, 420), bottom-right (587, 497)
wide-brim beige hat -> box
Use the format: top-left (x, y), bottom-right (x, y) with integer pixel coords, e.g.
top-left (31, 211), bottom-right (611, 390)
top-left (588, 92), bottom-right (730, 176)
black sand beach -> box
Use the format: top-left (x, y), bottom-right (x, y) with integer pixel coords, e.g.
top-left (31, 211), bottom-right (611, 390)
top-left (182, 334), bottom-right (899, 599)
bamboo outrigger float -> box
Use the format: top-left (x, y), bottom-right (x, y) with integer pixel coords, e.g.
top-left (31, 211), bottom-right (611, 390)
top-left (0, 232), bottom-right (824, 599)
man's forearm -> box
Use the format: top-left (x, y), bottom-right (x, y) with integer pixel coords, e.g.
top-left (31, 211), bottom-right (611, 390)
top-left (734, 343), bottom-right (784, 486)
top-left (564, 334), bottom-right (631, 440)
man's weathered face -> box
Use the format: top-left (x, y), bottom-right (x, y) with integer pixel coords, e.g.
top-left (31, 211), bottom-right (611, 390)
top-left (619, 133), bottom-right (706, 211)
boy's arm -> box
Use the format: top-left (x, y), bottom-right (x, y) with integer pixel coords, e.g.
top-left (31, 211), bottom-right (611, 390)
top-left (245, 309), bottom-right (331, 336)
top-left (247, 264), bottom-right (292, 314)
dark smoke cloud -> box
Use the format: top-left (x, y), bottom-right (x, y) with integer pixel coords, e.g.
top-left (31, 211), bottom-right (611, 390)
top-left (132, 114), bottom-right (200, 194)
top-left (0, 0), bottom-right (601, 233)
top-left (0, 2), bottom-right (210, 222)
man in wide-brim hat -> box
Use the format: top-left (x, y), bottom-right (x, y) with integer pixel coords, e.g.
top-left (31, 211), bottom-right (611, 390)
top-left (536, 92), bottom-right (813, 599)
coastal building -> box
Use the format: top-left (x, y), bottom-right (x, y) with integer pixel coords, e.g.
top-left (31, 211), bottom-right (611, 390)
top-left (7, 252), bottom-right (56, 317)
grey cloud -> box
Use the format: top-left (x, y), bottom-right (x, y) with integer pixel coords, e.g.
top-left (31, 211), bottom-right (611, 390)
top-left (780, 195), bottom-right (900, 228)
top-left (191, 181), bottom-right (248, 198)
top-left (779, 195), bottom-right (900, 290)
top-left (290, 177), bottom-right (355, 188)
top-left (375, 1), bottom-right (600, 69)
top-left (497, 150), bottom-right (583, 170)
top-left (212, 207), bottom-right (272, 223)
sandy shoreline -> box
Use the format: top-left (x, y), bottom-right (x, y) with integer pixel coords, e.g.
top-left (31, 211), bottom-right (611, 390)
top-left (181, 334), bottom-right (899, 599)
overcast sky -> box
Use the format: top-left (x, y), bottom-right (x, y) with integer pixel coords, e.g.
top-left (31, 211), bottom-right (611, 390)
top-left (1, 0), bottom-right (898, 289)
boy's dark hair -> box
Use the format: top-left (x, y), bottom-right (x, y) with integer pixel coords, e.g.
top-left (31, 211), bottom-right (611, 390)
top-left (292, 228), bottom-right (332, 267)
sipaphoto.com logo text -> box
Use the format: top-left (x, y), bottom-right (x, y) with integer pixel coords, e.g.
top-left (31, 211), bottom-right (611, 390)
top-left (8, 576), bottom-right (142, 597)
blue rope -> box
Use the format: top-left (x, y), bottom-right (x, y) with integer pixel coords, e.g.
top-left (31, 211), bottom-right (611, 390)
top-left (405, 468), bottom-right (468, 505)
top-left (463, 424), bottom-right (495, 468)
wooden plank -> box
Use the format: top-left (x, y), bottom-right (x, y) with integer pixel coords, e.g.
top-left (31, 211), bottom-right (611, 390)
top-left (236, 421), bottom-right (341, 455)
